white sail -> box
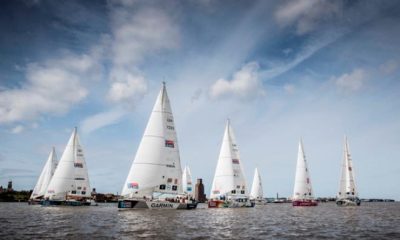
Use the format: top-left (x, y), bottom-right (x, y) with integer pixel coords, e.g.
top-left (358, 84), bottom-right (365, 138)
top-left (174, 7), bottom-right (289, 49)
top-left (121, 83), bottom-right (183, 198)
top-left (30, 147), bottom-right (58, 199)
top-left (210, 120), bottom-right (248, 199)
top-left (182, 166), bottom-right (193, 196)
top-left (45, 127), bottom-right (91, 200)
top-left (292, 140), bottom-right (314, 200)
top-left (250, 168), bottom-right (263, 200)
top-left (338, 137), bottom-right (358, 198)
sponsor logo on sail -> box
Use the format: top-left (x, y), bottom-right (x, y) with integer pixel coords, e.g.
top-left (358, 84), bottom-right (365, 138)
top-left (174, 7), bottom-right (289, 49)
top-left (165, 140), bottom-right (175, 148)
top-left (127, 182), bottom-right (139, 189)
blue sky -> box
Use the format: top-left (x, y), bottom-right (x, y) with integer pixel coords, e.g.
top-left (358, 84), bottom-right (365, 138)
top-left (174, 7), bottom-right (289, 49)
top-left (1, 0), bottom-right (400, 199)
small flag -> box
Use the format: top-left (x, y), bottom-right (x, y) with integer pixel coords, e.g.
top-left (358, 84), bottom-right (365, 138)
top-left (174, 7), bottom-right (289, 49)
top-left (165, 140), bottom-right (175, 148)
top-left (127, 182), bottom-right (139, 189)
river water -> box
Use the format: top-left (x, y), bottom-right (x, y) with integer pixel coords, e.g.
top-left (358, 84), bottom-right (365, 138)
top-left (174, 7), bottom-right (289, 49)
top-left (1, 202), bottom-right (399, 239)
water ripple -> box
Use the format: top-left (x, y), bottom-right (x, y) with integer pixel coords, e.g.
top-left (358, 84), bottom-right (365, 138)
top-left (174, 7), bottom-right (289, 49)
top-left (1, 202), bottom-right (400, 239)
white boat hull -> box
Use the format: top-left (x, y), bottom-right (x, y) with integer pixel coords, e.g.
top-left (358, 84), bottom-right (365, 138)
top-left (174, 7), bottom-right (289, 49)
top-left (336, 198), bottom-right (361, 207)
top-left (118, 199), bottom-right (197, 210)
top-left (208, 199), bottom-right (255, 208)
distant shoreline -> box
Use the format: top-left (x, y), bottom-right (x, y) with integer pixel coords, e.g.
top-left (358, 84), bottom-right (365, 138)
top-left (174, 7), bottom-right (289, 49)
top-left (0, 191), bottom-right (396, 203)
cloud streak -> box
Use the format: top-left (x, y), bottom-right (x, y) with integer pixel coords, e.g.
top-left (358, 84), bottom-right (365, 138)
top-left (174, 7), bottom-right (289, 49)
top-left (80, 108), bottom-right (126, 135)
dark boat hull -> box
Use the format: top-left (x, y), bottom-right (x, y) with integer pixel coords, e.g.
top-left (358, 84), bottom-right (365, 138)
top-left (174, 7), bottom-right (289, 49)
top-left (292, 200), bottom-right (318, 207)
top-left (41, 200), bottom-right (91, 206)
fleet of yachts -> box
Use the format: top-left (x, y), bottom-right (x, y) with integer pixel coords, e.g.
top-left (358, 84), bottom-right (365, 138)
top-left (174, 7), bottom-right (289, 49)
top-left (29, 83), bottom-right (361, 209)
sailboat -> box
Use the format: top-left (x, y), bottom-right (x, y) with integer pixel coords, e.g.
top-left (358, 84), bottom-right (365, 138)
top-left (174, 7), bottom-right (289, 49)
top-left (250, 168), bottom-right (265, 205)
top-left (292, 140), bottom-right (318, 207)
top-left (209, 120), bottom-right (254, 208)
top-left (182, 166), bottom-right (193, 198)
top-left (43, 127), bottom-right (92, 206)
top-left (29, 147), bottom-right (58, 204)
top-left (336, 137), bottom-right (361, 206)
top-left (118, 83), bottom-right (197, 210)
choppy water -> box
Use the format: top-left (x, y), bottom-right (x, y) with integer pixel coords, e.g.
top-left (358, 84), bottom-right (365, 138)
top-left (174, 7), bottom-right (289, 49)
top-left (1, 202), bottom-right (400, 239)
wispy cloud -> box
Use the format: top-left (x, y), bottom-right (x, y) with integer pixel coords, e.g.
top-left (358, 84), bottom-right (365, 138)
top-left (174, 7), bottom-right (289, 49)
top-left (210, 62), bottom-right (265, 99)
top-left (80, 108), bottom-right (126, 135)
top-left (380, 59), bottom-right (399, 75)
top-left (11, 125), bottom-right (24, 134)
top-left (334, 68), bottom-right (367, 92)
top-left (275, 0), bottom-right (342, 35)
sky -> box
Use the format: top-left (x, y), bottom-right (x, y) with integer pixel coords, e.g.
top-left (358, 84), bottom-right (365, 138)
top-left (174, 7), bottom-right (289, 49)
top-left (0, 0), bottom-right (399, 200)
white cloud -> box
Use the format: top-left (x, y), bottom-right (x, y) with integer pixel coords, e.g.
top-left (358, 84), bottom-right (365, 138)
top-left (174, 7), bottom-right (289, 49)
top-left (107, 69), bottom-right (147, 104)
top-left (111, 8), bottom-right (179, 66)
top-left (380, 59), bottom-right (399, 75)
top-left (210, 62), bottom-right (265, 99)
top-left (80, 109), bottom-right (126, 135)
top-left (284, 84), bottom-right (295, 94)
top-left (0, 52), bottom-right (100, 124)
top-left (334, 68), bottom-right (366, 92)
top-left (275, 0), bottom-right (341, 35)
top-left (11, 125), bottom-right (24, 134)
top-left (106, 7), bottom-right (180, 107)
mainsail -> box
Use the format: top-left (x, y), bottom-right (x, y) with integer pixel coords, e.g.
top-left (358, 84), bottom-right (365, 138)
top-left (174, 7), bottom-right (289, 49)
top-left (182, 166), bottom-right (193, 196)
top-left (30, 147), bottom-right (58, 199)
top-left (45, 127), bottom-right (91, 200)
top-left (121, 83), bottom-right (183, 198)
top-left (210, 120), bottom-right (248, 199)
top-left (293, 140), bottom-right (314, 200)
top-left (250, 168), bottom-right (263, 200)
top-left (338, 137), bottom-right (358, 198)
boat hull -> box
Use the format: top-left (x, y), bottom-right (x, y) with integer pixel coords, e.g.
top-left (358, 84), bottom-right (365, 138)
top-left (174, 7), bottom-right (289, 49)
top-left (118, 199), bottom-right (198, 210)
top-left (336, 198), bottom-right (361, 207)
top-left (292, 200), bottom-right (318, 207)
top-left (28, 199), bottom-right (42, 205)
top-left (208, 199), bottom-right (255, 208)
top-left (41, 200), bottom-right (91, 206)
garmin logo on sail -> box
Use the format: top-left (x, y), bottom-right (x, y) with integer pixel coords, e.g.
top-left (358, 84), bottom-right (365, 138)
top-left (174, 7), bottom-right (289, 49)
top-left (150, 202), bottom-right (174, 208)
